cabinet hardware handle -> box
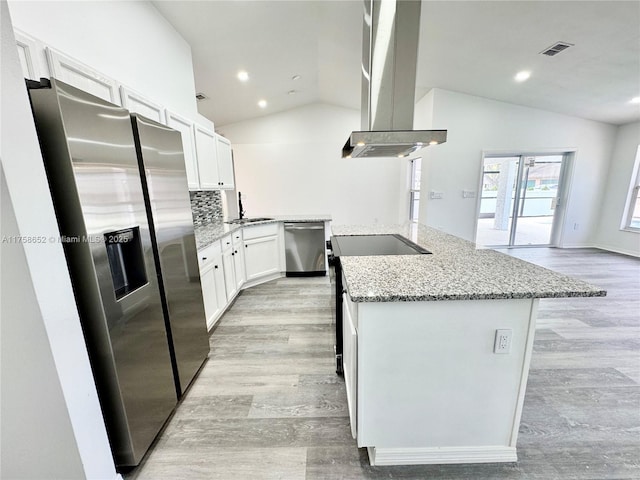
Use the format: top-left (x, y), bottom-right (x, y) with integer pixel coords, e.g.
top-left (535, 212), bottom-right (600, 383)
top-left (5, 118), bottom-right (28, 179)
top-left (234, 250), bottom-right (238, 254)
top-left (202, 257), bottom-right (207, 261)
top-left (214, 265), bottom-right (218, 269)
top-left (231, 252), bottom-right (234, 256)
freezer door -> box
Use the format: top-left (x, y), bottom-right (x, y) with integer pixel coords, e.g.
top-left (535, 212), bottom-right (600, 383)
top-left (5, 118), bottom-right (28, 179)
top-left (131, 114), bottom-right (210, 396)
top-left (29, 79), bottom-right (177, 467)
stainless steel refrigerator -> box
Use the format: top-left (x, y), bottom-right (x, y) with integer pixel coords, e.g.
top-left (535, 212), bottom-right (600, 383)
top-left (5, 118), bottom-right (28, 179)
top-left (28, 78), bottom-right (209, 467)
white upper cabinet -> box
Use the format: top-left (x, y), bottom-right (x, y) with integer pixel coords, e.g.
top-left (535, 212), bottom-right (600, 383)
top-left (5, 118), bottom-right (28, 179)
top-left (120, 86), bottom-right (165, 124)
top-left (45, 47), bottom-right (120, 105)
top-left (216, 134), bottom-right (235, 189)
top-left (14, 30), bottom-right (44, 81)
top-left (166, 110), bottom-right (199, 190)
top-left (193, 125), bottom-right (219, 189)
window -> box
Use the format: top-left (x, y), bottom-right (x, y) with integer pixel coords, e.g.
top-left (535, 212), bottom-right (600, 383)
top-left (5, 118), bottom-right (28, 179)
top-left (409, 158), bottom-right (421, 222)
top-left (623, 146), bottom-right (640, 231)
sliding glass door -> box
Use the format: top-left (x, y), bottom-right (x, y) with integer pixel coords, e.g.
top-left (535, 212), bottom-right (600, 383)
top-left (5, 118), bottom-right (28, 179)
top-left (476, 154), bottom-right (567, 247)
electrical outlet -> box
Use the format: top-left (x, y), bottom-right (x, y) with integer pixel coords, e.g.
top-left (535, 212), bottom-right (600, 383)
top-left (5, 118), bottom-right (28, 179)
top-left (494, 329), bottom-right (512, 354)
top-left (429, 191), bottom-right (444, 200)
top-left (462, 190), bottom-right (476, 198)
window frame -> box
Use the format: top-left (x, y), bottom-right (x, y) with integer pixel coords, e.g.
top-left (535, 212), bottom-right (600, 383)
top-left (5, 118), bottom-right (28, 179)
top-left (621, 145), bottom-right (640, 233)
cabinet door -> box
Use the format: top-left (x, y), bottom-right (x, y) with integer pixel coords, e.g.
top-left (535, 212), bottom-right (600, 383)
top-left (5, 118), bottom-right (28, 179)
top-left (343, 293), bottom-right (358, 439)
top-left (194, 125), bottom-right (219, 189)
top-left (14, 30), bottom-right (42, 80)
top-left (216, 134), bottom-right (235, 189)
top-left (222, 248), bottom-right (238, 301)
top-left (232, 231), bottom-right (246, 289)
top-left (120, 86), bottom-right (165, 124)
top-left (45, 48), bottom-right (120, 105)
top-left (166, 111), bottom-right (199, 190)
top-left (213, 261), bottom-right (227, 317)
top-left (244, 235), bottom-right (280, 281)
top-left (200, 264), bottom-right (219, 330)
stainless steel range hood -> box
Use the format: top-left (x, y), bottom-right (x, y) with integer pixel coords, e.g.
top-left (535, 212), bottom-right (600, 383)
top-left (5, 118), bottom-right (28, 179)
top-left (342, 0), bottom-right (447, 158)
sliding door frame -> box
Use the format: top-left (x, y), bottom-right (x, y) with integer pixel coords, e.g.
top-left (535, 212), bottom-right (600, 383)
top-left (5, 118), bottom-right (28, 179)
top-left (474, 149), bottom-right (576, 248)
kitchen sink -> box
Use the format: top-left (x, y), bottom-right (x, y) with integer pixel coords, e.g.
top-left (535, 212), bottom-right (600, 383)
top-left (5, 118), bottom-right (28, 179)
top-left (225, 217), bottom-right (274, 225)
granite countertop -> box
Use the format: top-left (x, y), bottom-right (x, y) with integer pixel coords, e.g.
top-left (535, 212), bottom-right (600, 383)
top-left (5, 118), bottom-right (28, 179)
top-left (195, 214), bottom-right (332, 250)
top-left (332, 223), bottom-right (607, 303)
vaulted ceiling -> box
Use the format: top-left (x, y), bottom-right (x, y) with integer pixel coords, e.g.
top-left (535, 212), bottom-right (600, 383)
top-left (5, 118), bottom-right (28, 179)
top-left (153, 1), bottom-right (640, 127)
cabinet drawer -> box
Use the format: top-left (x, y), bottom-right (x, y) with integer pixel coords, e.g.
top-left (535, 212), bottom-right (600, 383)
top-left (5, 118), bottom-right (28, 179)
top-left (242, 223), bottom-right (278, 240)
top-left (220, 234), bottom-right (233, 251)
top-left (231, 229), bottom-right (243, 248)
top-left (198, 240), bottom-right (221, 269)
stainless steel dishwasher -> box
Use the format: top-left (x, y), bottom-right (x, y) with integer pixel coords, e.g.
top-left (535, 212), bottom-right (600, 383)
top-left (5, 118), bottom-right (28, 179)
top-left (284, 222), bottom-right (326, 276)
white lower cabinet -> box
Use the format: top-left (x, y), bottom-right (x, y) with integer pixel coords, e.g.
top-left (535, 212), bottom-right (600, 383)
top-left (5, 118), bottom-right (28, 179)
top-left (198, 241), bottom-right (226, 330)
top-left (243, 223), bottom-right (282, 283)
top-left (244, 235), bottom-right (280, 281)
top-left (232, 231), bottom-right (246, 289)
top-left (221, 235), bottom-right (238, 301)
top-left (198, 224), bottom-right (284, 327)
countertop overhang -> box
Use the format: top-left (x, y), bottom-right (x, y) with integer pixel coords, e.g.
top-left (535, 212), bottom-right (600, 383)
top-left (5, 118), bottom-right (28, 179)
top-left (332, 224), bottom-right (607, 302)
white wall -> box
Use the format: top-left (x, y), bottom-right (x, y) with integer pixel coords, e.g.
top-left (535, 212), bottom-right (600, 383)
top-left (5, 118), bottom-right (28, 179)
top-left (414, 88), bottom-right (618, 245)
top-left (220, 103), bottom-right (409, 225)
top-left (8, 0), bottom-right (211, 128)
top-left (1, 168), bottom-right (85, 479)
top-left (595, 121), bottom-right (640, 256)
top-left (0, 3), bottom-right (119, 478)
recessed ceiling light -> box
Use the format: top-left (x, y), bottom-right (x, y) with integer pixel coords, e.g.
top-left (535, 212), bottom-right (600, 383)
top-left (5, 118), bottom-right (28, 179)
top-left (257, 99), bottom-right (267, 108)
top-left (237, 70), bottom-right (249, 82)
top-left (429, 140), bottom-right (439, 145)
top-left (631, 97), bottom-right (640, 104)
top-left (514, 71), bottom-right (531, 82)
top-left (291, 75), bottom-right (301, 81)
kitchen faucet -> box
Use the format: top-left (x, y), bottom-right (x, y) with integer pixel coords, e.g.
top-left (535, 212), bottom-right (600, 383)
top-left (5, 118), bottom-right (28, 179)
top-left (238, 192), bottom-right (245, 219)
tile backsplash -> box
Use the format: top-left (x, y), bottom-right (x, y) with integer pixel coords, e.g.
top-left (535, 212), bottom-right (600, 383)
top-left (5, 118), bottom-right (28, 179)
top-left (190, 190), bottom-right (222, 226)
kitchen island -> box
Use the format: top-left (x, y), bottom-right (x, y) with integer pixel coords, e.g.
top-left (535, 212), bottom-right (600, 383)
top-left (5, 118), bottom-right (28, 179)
top-left (331, 223), bottom-right (605, 466)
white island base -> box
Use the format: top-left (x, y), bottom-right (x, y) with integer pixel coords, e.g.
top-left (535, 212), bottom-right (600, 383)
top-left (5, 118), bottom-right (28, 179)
top-left (343, 294), bottom-right (539, 466)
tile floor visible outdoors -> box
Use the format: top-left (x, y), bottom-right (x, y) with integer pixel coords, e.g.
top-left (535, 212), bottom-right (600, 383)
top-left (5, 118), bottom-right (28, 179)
top-left (127, 248), bottom-right (640, 480)
top-left (476, 216), bottom-right (554, 247)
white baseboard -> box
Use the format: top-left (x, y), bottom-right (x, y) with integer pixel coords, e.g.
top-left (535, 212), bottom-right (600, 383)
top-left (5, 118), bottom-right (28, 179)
top-left (557, 242), bottom-right (640, 257)
top-left (367, 445), bottom-right (518, 466)
top-left (591, 242), bottom-right (640, 258)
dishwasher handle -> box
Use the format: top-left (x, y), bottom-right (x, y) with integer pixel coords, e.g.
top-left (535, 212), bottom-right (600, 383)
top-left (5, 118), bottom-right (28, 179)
top-left (284, 223), bottom-right (324, 230)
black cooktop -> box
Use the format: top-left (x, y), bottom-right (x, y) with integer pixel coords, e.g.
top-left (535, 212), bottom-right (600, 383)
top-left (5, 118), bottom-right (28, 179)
top-left (331, 234), bottom-right (431, 257)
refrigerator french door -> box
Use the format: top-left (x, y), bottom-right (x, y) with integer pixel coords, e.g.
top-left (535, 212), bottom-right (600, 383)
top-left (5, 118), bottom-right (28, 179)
top-left (28, 78), bottom-right (207, 467)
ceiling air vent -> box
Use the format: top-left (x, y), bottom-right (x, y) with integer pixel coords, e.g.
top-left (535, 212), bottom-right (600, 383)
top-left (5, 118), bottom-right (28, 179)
top-left (540, 42), bottom-right (574, 57)
top-left (195, 92), bottom-right (208, 101)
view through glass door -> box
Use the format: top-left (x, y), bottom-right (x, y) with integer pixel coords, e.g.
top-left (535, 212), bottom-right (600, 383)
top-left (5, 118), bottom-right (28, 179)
top-left (476, 154), bottom-right (566, 247)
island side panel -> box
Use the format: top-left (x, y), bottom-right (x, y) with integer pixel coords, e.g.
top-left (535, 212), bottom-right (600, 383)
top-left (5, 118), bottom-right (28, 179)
top-left (356, 298), bottom-right (537, 459)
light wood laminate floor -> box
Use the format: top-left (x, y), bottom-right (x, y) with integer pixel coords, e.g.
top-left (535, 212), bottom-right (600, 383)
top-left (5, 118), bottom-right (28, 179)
top-left (128, 248), bottom-right (639, 479)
